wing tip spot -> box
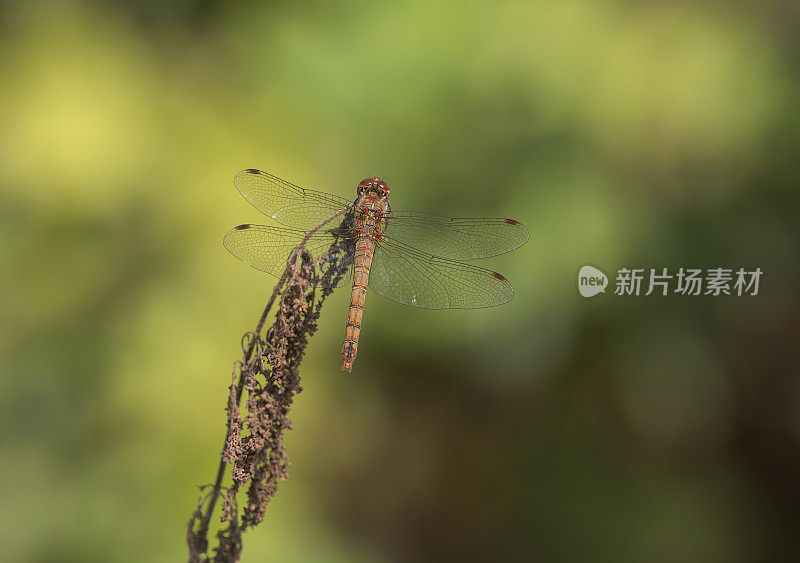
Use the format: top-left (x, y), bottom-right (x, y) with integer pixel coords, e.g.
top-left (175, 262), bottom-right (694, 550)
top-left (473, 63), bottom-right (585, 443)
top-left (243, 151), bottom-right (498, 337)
top-left (235, 224), bottom-right (251, 230)
top-left (504, 218), bottom-right (521, 225)
top-left (244, 168), bottom-right (261, 175)
top-left (492, 271), bottom-right (508, 282)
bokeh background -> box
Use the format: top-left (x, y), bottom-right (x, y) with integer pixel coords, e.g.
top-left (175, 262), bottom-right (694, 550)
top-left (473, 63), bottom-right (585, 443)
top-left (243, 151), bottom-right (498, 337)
top-left (2, 1), bottom-right (799, 561)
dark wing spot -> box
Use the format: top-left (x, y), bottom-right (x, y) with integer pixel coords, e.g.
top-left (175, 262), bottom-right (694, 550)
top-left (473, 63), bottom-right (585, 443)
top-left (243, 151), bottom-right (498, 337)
top-left (504, 218), bottom-right (521, 225)
top-left (492, 271), bottom-right (508, 282)
top-left (244, 168), bottom-right (261, 174)
top-left (235, 224), bottom-right (251, 230)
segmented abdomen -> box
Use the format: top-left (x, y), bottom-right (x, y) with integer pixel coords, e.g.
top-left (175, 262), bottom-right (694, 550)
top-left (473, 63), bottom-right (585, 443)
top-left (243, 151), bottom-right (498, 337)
top-left (341, 236), bottom-right (375, 372)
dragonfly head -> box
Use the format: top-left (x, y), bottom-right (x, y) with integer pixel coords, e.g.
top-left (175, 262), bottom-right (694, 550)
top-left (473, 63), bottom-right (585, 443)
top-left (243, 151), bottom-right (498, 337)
top-left (357, 177), bottom-right (390, 198)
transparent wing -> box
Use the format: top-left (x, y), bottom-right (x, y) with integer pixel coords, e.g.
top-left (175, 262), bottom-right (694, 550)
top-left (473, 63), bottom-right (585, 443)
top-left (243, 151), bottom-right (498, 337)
top-left (234, 169), bottom-right (354, 230)
top-left (368, 237), bottom-right (514, 309)
top-left (383, 211), bottom-right (529, 260)
top-left (223, 223), bottom-right (355, 289)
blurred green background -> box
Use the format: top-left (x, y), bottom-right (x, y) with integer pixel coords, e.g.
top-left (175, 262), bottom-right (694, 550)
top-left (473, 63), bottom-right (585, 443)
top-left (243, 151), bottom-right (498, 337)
top-left (2, 1), bottom-right (799, 561)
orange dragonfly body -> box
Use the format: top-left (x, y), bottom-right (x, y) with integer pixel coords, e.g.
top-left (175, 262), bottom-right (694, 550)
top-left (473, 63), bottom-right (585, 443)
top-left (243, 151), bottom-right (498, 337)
top-left (224, 169), bottom-right (528, 371)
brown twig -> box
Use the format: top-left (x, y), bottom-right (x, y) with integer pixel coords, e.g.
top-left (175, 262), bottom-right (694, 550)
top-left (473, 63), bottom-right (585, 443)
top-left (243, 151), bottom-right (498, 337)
top-left (188, 207), bottom-right (351, 563)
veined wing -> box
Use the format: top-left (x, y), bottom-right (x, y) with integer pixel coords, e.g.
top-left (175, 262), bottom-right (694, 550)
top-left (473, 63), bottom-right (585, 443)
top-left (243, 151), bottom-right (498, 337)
top-left (234, 169), bottom-right (354, 230)
top-left (383, 211), bottom-right (529, 260)
top-left (225, 224), bottom-right (515, 307)
top-left (368, 237), bottom-right (514, 309)
top-left (223, 224), bottom-right (355, 289)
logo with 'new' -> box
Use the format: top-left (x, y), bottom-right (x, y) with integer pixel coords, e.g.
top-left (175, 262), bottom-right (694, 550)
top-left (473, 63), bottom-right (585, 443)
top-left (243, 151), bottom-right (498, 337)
top-left (578, 265), bottom-right (608, 298)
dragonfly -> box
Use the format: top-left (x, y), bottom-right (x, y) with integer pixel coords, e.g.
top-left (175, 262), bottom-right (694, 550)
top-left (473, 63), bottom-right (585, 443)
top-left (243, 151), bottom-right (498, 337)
top-left (224, 169), bottom-right (529, 371)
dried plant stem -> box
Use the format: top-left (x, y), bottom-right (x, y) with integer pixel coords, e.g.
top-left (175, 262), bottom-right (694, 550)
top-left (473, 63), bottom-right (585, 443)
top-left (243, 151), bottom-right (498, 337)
top-left (188, 208), bottom-right (350, 563)
top-left (195, 275), bottom-right (285, 552)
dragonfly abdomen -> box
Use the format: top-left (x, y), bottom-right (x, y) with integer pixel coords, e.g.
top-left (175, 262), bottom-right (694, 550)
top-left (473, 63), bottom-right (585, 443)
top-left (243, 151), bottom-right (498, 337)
top-left (342, 236), bottom-right (376, 372)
